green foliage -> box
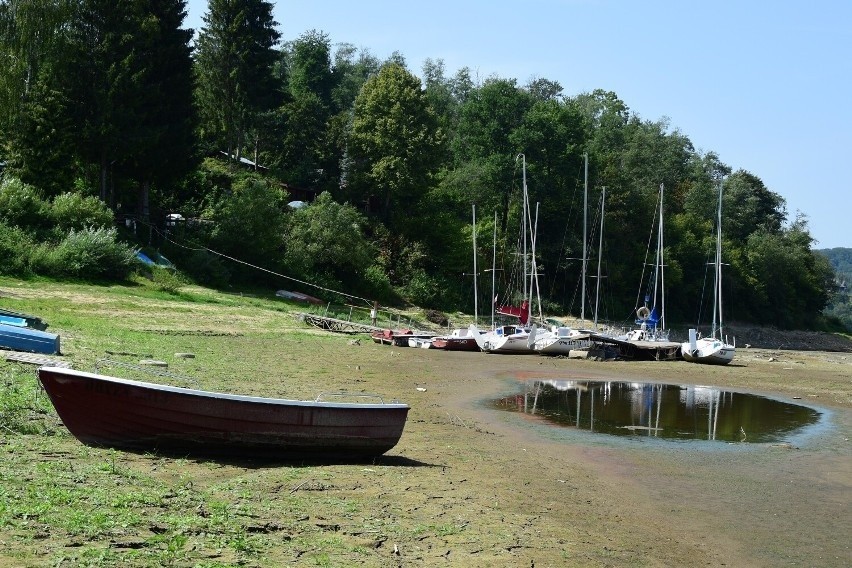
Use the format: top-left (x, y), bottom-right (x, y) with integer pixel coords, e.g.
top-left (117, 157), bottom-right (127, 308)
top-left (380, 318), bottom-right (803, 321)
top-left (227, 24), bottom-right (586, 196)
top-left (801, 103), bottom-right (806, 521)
top-left (195, 0), bottom-right (281, 160)
top-left (398, 268), bottom-right (443, 308)
top-left (177, 249), bottom-right (232, 289)
top-left (361, 264), bottom-right (396, 303)
top-left (149, 266), bottom-right (186, 294)
top-left (737, 224), bottom-right (831, 328)
top-left (282, 192), bottom-right (377, 291)
top-left (32, 227), bottom-right (137, 280)
top-left (346, 63), bottom-right (444, 231)
top-left (0, 5), bottom-right (836, 328)
top-left (817, 247), bottom-right (852, 331)
top-left (0, 223), bottom-right (36, 276)
top-left (208, 177), bottom-right (287, 276)
top-left (0, 176), bottom-right (48, 229)
top-left (49, 192), bottom-right (113, 233)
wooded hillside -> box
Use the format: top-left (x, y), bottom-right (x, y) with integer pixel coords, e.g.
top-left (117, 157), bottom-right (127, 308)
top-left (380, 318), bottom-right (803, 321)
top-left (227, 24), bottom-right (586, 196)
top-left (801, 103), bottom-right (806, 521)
top-left (0, 1), bottom-right (838, 330)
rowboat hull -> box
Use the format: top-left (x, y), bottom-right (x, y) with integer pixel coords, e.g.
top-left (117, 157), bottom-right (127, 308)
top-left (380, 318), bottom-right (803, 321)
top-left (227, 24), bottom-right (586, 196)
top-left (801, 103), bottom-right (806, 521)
top-left (0, 323), bottom-right (60, 354)
top-left (37, 367), bottom-right (409, 460)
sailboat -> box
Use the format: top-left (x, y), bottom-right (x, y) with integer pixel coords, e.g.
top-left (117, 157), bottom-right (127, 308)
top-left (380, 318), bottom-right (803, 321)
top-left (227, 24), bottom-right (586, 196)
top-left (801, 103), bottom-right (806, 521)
top-left (531, 154), bottom-right (592, 355)
top-left (472, 154), bottom-right (538, 354)
top-left (621, 183), bottom-right (670, 343)
top-left (682, 180), bottom-right (735, 365)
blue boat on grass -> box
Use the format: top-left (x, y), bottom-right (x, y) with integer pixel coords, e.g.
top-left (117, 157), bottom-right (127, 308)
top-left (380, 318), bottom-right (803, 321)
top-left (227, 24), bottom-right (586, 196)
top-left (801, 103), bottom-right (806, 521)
top-left (0, 323), bottom-right (60, 355)
top-left (0, 308), bottom-right (47, 330)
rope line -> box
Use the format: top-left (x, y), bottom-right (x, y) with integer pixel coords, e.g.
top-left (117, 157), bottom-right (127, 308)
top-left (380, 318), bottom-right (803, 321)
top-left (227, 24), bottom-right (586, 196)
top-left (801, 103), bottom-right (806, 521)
top-left (148, 223), bottom-right (375, 308)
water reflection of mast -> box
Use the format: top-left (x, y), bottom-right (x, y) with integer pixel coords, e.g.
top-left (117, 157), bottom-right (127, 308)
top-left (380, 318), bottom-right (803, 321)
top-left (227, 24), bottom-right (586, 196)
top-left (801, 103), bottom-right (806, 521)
top-left (654, 384), bottom-right (662, 437)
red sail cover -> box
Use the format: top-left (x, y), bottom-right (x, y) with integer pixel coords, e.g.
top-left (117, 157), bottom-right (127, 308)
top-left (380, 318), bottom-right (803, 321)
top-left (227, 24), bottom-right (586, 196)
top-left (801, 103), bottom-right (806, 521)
top-left (496, 300), bottom-right (530, 325)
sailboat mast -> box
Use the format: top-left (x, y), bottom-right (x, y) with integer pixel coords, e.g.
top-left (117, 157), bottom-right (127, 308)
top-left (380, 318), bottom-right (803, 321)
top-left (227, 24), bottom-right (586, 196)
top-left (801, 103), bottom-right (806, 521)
top-left (658, 183), bottom-right (665, 331)
top-left (491, 211), bottom-right (497, 328)
top-left (715, 179), bottom-right (724, 338)
top-left (531, 202), bottom-right (544, 323)
top-left (521, 154), bottom-right (529, 321)
top-left (594, 187), bottom-right (606, 329)
top-left (472, 204), bottom-right (478, 325)
top-left (582, 153), bottom-right (588, 322)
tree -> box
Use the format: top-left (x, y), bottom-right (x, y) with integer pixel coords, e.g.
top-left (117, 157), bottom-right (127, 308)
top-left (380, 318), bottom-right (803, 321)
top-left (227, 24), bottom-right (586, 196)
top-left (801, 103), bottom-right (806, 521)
top-left (123, 0), bottom-right (197, 220)
top-left (66, 0), bottom-right (155, 203)
top-left (195, 0), bottom-right (280, 162)
top-left (267, 30), bottom-right (336, 189)
top-left (723, 170), bottom-right (786, 242)
top-left (282, 191), bottom-right (376, 290)
top-left (329, 43), bottom-right (380, 114)
top-left (345, 63), bottom-right (443, 230)
top-left (740, 218), bottom-right (831, 328)
top-left (0, 0), bottom-right (77, 193)
top-left (207, 175), bottom-right (287, 273)
top-left (0, 0), bottom-right (74, 136)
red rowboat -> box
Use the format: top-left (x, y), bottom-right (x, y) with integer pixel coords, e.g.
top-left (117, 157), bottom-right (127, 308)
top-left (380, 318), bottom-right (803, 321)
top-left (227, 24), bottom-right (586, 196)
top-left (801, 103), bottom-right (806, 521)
top-left (37, 366), bottom-right (409, 460)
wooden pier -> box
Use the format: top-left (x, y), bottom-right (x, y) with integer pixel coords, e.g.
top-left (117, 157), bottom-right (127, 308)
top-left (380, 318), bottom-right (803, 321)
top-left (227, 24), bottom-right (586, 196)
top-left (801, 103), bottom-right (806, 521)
top-left (296, 313), bottom-right (384, 334)
top-left (588, 333), bottom-right (682, 361)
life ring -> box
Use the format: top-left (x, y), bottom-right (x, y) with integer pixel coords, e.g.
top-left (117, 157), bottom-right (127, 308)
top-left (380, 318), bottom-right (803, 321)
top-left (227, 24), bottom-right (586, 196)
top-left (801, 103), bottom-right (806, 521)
top-left (636, 306), bottom-right (651, 320)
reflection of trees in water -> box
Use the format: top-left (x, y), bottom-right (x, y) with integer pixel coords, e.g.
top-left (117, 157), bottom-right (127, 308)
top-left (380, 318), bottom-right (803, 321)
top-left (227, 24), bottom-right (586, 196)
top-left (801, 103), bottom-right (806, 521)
top-left (494, 381), bottom-right (821, 443)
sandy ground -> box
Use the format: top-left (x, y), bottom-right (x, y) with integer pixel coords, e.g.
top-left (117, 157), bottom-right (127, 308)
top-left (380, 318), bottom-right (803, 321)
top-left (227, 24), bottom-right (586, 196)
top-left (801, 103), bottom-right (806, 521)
top-left (362, 344), bottom-right (852, 567)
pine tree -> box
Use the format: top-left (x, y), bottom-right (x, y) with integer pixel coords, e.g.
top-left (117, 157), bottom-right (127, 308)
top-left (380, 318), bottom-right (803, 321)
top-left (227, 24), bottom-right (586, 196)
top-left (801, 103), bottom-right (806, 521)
top-left (195, 0), bottom-right (280, 163)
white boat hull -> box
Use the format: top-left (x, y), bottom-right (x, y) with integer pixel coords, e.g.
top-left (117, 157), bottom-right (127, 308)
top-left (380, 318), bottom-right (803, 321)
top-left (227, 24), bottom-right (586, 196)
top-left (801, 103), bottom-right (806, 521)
top-left (471, 324), bottom-right (534, 354)
top-left (532, 328), bottom-right (591, 355)
top-left (681, 338), bottom-right (734, 365)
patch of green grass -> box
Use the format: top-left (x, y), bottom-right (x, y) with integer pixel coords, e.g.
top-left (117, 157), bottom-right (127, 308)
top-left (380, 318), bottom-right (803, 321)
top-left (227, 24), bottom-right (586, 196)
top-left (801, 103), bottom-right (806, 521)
top-left (0, 276), bottom-right (420, 567)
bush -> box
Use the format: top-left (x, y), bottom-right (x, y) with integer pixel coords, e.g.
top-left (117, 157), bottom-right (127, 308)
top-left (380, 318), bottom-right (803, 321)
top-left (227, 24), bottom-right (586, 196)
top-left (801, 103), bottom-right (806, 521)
top-left (361, 264), bottom-right (396, 303)
top-left (399, 268), bottom-right (442, 307)
top-left (176, 249), bottom-right (229, 288)
top-left (32, 227), bottom-right (137, 280)
top-left (0, 222), bottom-right (36, 276)
top-left (0, 177), bottom-right (48, 229)
top-left (49, 192), bottom-right (114, 233)
top-left (149, 266), bottom-right (186, 294)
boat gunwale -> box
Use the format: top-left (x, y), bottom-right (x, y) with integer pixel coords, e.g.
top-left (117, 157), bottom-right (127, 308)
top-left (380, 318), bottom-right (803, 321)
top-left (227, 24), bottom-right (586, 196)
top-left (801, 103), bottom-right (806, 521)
top-left (38, 366), bottom-right (409, 410)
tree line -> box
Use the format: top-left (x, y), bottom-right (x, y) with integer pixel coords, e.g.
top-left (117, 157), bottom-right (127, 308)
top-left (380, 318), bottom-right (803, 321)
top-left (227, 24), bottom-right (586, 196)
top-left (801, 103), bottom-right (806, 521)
top-left (0, 0), bottom-right (840, 330)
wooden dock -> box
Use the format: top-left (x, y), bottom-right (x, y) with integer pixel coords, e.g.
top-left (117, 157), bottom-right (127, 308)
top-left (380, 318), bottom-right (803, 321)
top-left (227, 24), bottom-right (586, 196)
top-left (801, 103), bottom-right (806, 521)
top-left (588, 333), bottom-right (682, 361)
top-left (296, 313), bottom-right (385, 334)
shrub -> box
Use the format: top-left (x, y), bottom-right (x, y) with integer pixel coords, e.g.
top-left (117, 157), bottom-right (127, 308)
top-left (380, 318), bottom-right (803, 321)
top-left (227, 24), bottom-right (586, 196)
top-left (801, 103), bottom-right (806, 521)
top-left (399, 268), bottom-right (441, 307)
top-left (49, 192), bottom-right (114, 232)
top-left (361, 264), bottom-right (396, 303)
top-left (0, 177), bottom-right (48, 229)
top-left (32, 227), bottom-right (137, 280)
top-left (0, 222), bottom-right (35, 276)
top-left (149, 266), bottom-right (186, 294)
top-left (180, 249), bottom-right (231, 288)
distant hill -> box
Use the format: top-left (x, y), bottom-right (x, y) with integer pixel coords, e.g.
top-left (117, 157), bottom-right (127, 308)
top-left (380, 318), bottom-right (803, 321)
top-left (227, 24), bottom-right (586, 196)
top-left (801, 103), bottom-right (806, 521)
top-left (816, 247), bottom-right (851, 331)
top-left (817, 247), bottom-right (852, 287)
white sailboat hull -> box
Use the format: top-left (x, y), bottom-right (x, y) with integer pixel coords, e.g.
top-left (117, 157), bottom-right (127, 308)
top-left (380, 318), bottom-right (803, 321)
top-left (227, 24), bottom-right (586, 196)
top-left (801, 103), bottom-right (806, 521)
top-left (483, 334), bottom-right (534, 353)
top-left (471, 324), bottom-right (534, 354)
top-left (680, 338), bottom-right (735, 365)
top-left (531, 328), bottom-right (591, 355)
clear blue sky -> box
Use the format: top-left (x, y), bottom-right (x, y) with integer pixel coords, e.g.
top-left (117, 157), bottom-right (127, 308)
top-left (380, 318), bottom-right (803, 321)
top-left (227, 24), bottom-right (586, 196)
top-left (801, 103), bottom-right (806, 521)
top-left (185, 0), bottom-right (851, 249)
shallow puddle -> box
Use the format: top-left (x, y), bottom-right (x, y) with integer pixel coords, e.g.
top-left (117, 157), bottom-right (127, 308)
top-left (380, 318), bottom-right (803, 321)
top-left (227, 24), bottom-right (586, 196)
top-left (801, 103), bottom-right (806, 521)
top-left (491, 379), bottom-right (821, 443)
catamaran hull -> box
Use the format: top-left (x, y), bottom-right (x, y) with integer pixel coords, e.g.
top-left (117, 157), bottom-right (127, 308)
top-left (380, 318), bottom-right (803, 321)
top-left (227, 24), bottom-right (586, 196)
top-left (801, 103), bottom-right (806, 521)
top-left (37, 366), bottom-right (409, 460)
